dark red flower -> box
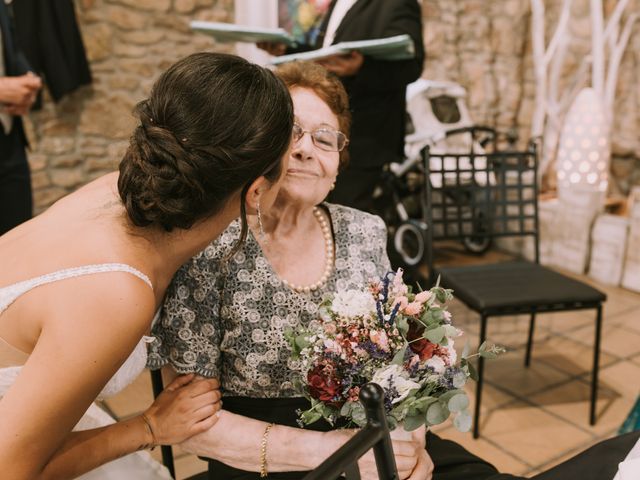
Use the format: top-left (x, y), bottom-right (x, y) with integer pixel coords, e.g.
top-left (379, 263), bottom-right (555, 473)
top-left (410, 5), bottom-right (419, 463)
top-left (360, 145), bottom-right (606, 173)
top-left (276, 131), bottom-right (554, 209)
top-left (307, 363), bottom-right (342, 406)
top-left (407, 321), bottom-right (436, 361)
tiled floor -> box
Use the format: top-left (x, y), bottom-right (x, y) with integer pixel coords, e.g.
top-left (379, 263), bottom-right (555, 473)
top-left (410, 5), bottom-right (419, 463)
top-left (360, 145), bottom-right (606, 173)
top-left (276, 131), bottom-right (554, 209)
top-left (103, 245), bottom-right (640, 479)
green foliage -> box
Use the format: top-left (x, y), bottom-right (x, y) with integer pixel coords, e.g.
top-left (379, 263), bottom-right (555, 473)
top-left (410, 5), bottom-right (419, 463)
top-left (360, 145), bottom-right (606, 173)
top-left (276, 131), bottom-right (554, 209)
top-left (453, 410), bottom-right (472, 432)
top-left (425, 326), bottom-right (445, 344)
top-left (426, 401), bottom-right (449, 425)
top-left (447, 393), bottom-right (469, 413)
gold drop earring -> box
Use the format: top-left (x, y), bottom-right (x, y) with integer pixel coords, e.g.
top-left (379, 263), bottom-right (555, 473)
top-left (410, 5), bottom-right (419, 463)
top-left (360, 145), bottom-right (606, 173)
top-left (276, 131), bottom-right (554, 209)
top-left (257, 201), bottom-right (265, 239)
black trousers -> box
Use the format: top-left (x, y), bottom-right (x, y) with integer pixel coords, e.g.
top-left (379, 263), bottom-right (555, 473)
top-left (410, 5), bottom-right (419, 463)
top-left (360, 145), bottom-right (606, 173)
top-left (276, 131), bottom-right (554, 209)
top-left (0, 127), bottom-right (32, 235)
top-left (429, 430), bottom-right (640, 480)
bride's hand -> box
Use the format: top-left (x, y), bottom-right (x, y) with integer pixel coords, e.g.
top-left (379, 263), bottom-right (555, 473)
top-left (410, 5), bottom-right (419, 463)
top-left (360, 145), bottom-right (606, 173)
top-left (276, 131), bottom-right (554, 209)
top-left (142, 374), bottom-right (222, 446)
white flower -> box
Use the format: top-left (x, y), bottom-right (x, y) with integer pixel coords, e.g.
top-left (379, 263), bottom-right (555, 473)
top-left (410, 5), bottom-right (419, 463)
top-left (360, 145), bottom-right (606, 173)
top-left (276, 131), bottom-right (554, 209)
top-left (444, 341), bottom-right (457, 365)
top-left (372, 364), bottom-right (421, 404)
top-left (331, 289), bottom-right (376, 318)
top-left (426, 356), bottom-right (446, 374)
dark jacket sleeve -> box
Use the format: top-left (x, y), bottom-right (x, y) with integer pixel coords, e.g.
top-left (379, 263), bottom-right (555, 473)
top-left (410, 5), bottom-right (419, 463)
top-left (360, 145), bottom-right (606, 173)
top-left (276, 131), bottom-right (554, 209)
top-left (347, 0), bottom-right (424, 94)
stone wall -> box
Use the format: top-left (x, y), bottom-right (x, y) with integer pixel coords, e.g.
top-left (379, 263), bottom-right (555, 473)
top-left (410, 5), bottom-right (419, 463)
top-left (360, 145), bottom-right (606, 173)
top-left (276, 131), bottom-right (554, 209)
top-left (24, 0), bottom-right (234, 211)
top-left (24, 0), bottom-right (640, 212)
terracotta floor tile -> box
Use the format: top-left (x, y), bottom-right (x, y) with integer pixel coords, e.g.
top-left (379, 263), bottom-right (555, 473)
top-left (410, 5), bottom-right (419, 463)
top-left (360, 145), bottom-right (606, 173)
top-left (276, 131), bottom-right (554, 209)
top-left (534, 310), bottom-right (595, 335)
top-left (483, 350), bottom-right (573, 398)
top-left (531, 334), bottom-right (618, 377)
top-left (528, 379), bottom-right (631, 436)
top-left (478, 401), bottom-right (594, 466)
top-left (570, 323), bottom-right (640, 359)
top-left (582, 361), bottom-right (640, 401)
top-left (608, 308), bottom-right (640, 335)
top-left (436, 425), bottom-right (532, 475)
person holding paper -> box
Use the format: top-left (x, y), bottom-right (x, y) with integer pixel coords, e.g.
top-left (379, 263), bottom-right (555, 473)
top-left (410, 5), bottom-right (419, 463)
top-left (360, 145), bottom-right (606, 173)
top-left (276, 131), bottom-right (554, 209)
top-left (0, 0), bottom-right (42, 235)
top-left (260, 0), bottom-right (424, 212)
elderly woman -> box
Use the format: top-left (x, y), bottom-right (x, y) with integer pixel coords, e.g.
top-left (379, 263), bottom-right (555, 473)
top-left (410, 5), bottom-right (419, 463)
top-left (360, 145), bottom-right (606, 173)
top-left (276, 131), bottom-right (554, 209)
top-left (149, 62), bottom-right (640, 480)
top-left (148, 61), bottom-right (431, 479)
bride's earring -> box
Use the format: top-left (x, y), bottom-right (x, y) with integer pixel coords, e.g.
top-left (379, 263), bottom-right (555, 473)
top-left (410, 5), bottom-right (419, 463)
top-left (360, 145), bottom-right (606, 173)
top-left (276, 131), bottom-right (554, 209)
top-left (257, 201), bottom-right (265, 240)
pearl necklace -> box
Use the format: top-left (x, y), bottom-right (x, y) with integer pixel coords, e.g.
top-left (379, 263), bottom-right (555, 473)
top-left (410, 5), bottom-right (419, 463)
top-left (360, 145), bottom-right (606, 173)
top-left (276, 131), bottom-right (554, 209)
top-left (281, 206), bottom-right (334, 294)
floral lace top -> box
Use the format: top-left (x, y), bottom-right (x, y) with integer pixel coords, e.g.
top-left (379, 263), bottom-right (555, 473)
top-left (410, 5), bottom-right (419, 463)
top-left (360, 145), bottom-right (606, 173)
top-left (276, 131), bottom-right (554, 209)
top-left (147, 203), bottom-right (390, 398)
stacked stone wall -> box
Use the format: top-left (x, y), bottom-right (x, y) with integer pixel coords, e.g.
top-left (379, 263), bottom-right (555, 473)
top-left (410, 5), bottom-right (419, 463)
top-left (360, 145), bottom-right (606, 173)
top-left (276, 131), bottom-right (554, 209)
top-left (25, 0), bottom-right (640, 212)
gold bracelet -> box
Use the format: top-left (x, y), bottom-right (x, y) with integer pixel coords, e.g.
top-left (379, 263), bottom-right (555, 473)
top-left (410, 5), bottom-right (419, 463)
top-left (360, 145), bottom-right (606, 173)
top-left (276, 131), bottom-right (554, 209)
top-left (140, 413), bottom-right (157, 451)
top-left (259, 423), bottom-right (274, 478)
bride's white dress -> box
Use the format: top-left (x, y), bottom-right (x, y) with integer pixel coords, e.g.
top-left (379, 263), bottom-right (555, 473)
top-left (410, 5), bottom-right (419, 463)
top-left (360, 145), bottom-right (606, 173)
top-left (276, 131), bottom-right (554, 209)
top-left (0, 264), bottom-right (173, 479)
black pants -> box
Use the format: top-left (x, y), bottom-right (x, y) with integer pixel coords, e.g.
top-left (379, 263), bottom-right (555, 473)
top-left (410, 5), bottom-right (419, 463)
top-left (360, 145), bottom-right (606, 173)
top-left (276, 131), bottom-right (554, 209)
top-left (0, 127), bottom-right (32, 235)
top-left (429, 430), bottom-right (640, 480)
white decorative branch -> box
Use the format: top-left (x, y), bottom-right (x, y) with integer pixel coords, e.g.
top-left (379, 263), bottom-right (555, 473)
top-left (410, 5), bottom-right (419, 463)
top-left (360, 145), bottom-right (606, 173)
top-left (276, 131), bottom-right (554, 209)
top-left (590, 0), bottom-right (605, 96)
top-left (604, 13), bottom-right (638, 119)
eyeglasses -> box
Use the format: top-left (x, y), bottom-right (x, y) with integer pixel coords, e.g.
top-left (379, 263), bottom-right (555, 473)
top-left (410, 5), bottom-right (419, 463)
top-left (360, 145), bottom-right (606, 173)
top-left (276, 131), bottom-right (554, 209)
top-left (292, 123), bottom-right (349, 152)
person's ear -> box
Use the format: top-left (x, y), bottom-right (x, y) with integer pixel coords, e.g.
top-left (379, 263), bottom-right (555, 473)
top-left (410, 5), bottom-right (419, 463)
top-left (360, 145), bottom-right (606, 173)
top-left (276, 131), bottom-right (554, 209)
top-left (245, 176), bottom-right (269, 214)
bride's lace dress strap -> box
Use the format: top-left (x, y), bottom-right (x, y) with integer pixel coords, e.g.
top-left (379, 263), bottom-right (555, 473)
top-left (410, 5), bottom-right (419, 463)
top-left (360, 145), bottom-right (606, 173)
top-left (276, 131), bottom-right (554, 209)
top-left (0, 263), bottom-right (153, 315)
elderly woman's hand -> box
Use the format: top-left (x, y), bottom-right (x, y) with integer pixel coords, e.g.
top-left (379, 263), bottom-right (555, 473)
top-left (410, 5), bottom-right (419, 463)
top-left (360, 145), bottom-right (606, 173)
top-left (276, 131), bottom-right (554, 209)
top-left (328, 429), bottom-right (422, 479)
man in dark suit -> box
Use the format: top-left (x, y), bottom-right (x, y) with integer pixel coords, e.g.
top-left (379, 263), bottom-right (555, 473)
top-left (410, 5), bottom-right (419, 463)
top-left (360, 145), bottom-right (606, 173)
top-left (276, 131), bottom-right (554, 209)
top-left (0, 0), bottom-right (41, 235)
top-left (263, 0), bottom-right (424, 212)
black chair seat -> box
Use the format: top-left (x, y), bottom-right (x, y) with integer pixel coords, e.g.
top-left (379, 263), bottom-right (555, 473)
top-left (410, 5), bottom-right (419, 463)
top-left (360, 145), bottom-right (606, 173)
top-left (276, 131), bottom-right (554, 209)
top-left (439, 261), bottom-right (606, 313)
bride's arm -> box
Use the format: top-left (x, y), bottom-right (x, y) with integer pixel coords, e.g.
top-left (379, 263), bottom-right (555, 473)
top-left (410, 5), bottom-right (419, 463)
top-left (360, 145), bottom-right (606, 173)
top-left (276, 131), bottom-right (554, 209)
top-left (0, 278), bottom-right (220, 480)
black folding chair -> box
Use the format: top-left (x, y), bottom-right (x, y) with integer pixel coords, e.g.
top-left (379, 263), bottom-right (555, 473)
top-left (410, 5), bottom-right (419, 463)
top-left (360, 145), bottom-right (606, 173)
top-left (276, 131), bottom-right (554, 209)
top-left (304, 383), bottom-right (398, 480)
top-left (421, 141), bottom-right (606, 438)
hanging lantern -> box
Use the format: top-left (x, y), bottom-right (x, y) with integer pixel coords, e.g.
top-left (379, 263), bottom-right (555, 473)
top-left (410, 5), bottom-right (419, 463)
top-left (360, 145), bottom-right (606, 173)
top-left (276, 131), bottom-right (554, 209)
top-left (555, 87), bottom-right (610, 197)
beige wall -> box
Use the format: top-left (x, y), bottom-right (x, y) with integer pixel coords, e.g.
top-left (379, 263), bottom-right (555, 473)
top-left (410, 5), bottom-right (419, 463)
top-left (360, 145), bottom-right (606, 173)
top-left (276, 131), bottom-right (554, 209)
top-left (25, 0), bottom-right (640, 212)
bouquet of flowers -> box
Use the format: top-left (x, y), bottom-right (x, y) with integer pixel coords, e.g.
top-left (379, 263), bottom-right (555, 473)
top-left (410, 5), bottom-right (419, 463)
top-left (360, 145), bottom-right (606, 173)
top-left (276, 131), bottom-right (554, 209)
top-left (286, 269), bottom-right (503, 433)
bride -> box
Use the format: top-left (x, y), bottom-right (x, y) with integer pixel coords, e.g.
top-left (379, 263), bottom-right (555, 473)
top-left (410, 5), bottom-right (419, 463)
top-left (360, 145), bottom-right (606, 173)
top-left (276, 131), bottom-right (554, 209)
top-left (0, 52), bottom-right (293, 479)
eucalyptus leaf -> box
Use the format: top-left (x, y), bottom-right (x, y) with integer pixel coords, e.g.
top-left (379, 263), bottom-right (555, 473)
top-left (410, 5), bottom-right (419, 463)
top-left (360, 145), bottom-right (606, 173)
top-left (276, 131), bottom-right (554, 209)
top-left (295, 335), bottom-right (310, 351)
top-left (461, 340), bottom-right (471, 359)
top-left (466, 360), bottom-right (479, 382)
top-left (413, 396), bottom-right (437, 413)
top-left (447, 393), bottom-right (469, 413)
top-left (392, 343), bottom-right (409, 365)
top-left (453, 371), bottom-right (467, 389)
top-left (351, 403), bottom-right (367, 427)
top-left (426, 402), bottom-right (449, 425)
top-left (340, 401), bottom-right (354, 417)
top-left (453, 410), bottom-right (472, 432)
top-left (425, 326), bottom-right (445, 344)
top-left (443, 325), bottom-right (458, 338)
top-left (403, 414), bottom-right (425, 431)
top-left (479, 349), bottom-right (498, 359)
top-left (301, 410), bottom-right (322, 425)
top-left (396, 315), bottom-right (409, 336)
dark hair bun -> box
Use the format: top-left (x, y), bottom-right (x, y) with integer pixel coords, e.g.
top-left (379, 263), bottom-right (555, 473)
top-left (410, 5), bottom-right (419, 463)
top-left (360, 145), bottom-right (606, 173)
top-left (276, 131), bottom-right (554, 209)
top-left (118, 52), bottom-right (293, 232)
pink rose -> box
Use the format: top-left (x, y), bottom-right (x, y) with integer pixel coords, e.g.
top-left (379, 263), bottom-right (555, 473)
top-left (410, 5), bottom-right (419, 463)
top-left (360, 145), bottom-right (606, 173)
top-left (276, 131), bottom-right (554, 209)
top-left (370, 330), bottom-right (389, 350)
top-left (414, 291), bottom-right (432, 303)
top-left (393, 296), bottom-right (409, 310)
top-left (403, 301), bottom-right (423, 316)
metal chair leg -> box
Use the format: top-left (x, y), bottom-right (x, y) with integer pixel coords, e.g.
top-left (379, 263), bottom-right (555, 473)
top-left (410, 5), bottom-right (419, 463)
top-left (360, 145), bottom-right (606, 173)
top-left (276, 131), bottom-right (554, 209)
top-left (150, 369), bottom-right (176, 479)
top-left (524, 311), bottom-right (536, 367)
top-left (473, 314), bottom-right (488, 439)
top-left (590, 304), bottom-right (603, 425)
